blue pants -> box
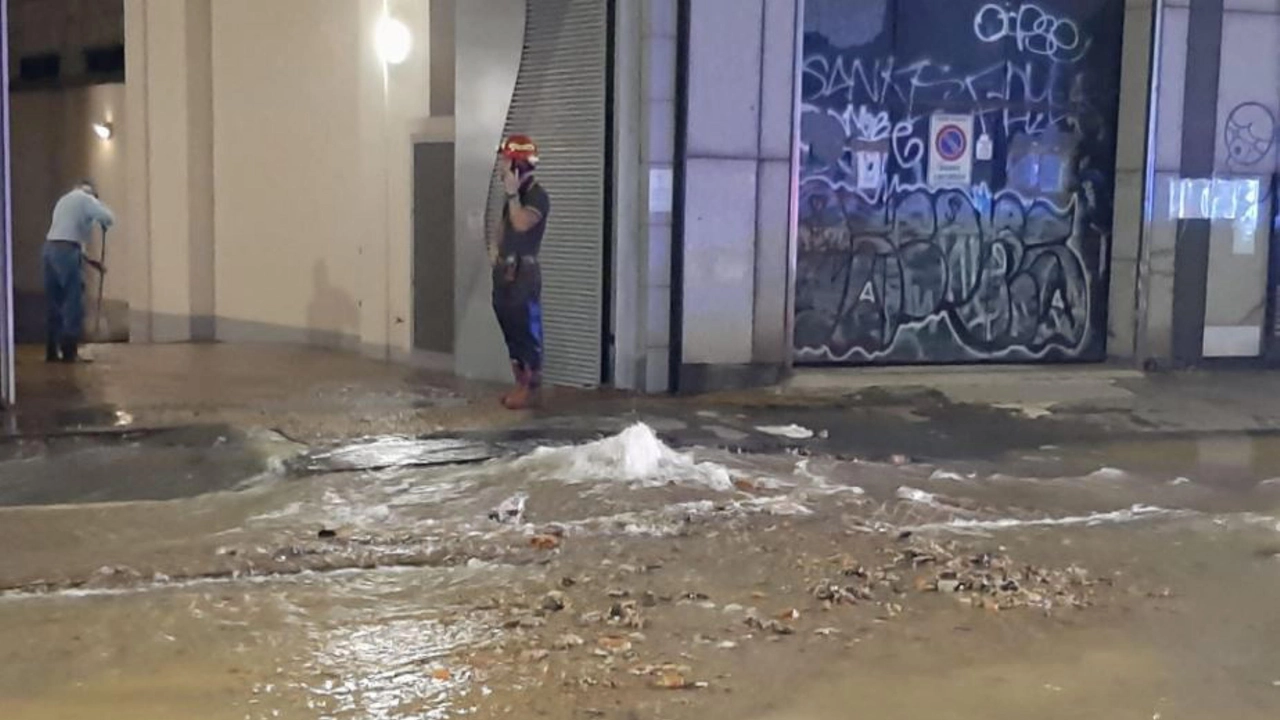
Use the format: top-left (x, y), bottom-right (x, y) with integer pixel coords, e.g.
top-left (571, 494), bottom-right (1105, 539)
top-left (43, 241), bottom-right (84, 346)
top-left (493, 265), bottom-right (543, 373)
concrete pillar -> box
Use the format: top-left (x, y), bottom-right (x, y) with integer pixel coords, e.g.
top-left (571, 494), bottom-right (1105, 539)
top-left (610, 0), bottom-right (681, 393)
top-left (123, 0), bottom-right (214, 343)
top-left (1107, 0), bottom-right (1157, 361)
top-left (675, 0), bottom-right (797, 392)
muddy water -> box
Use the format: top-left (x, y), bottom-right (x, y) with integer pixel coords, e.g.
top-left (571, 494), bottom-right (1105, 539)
top-left (1, 426), bottom-right (1279, 719)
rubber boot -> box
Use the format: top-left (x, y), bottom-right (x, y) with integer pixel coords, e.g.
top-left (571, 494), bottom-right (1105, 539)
top-left (502, 382), bottom-right (533, 410)
top-left (60, 342), bottom-right (92, 364)
top-left (504, 369), bottom-right (541, 411)
top-left (500, 362), bottom-right (526, 407)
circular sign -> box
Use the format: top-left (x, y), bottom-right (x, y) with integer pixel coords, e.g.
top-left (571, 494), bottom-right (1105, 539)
top-left (935, 124), bottom-right (968, 162)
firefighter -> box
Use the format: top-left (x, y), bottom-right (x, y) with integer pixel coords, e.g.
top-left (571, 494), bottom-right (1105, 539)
top-left (492, 134), bottom-right (551, 410)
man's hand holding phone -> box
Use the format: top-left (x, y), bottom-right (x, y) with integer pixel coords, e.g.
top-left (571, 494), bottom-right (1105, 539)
top-left (502, 162), bottom-right (521, 197)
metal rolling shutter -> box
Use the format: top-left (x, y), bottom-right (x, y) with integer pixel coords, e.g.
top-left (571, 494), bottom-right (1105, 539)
top-left (489, 0), bottom-right (607, 387)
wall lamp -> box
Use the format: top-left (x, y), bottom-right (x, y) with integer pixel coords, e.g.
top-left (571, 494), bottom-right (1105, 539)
top-left (375, 16), bottom-right (412, 65)
top-left (92, 122), bottom-right (114, 140)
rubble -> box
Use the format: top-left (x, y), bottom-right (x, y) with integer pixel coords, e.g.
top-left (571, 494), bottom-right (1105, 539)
top-left (745, 612), bottom-right (795, 635)
top-left (628, 663), bottom-right (707, 690)
top-left (489, 493), bottom-right (528, 525)
top-left (596, 636), bottom-right (633, 654)
top-left (422, 469), bottom-right (1122, 719)
top-left (542, 591), bottom-right (568, 612)
top-left (607, 601), bottom-right (645, 629)
top-left (520, 648), bottom-right (550, 663)
top-left (553, 633), bottom-right (585, 650)
top-left (937, 579), bottom-right (961, 594)
top-left (653, 672), bottom-right (697, 690)
top-left (530, 534), bottom-right (562, 551)
top-left (890, 538), bottom-right (1101, 611)
top-left (509, 615), bottom-right (545, 630)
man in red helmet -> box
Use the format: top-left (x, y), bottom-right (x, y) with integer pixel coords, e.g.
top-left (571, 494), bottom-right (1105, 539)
top-left (492, 134), bottom-right (551, 409)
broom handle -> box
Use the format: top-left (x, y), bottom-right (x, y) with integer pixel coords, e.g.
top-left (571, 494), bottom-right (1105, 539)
top-left (94, 228), bottom-right (107, 336)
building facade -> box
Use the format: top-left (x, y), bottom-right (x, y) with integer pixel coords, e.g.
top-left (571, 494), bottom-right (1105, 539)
top-left (1, 0), bottom-right (1278, 405)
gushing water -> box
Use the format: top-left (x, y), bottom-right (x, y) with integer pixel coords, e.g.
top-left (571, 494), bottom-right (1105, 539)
top-left (2, 425), bottom-right (1280, 719)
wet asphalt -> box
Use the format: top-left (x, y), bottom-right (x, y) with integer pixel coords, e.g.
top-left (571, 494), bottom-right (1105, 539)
top-left (0, 384), bottom-right (1156, 508)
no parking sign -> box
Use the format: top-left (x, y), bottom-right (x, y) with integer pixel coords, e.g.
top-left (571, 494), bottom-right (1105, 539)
top-left (928, 113), bottom-right (974, 188)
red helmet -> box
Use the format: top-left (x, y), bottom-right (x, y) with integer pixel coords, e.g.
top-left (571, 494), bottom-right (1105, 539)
top-left (499, 134), bottom-right (540, 166)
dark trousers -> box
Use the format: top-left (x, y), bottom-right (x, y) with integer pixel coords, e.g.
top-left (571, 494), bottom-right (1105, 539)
top-left (493, 265), bottom-right (543, 374)
top-left (43, 241), bottom-right (84, 349)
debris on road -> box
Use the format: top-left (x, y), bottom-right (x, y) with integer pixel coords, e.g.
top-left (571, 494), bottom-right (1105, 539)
top-left (542, 591), bottom-right (568, 612)
top-left (745, 611), bottom-right (795, 635)
top-left (553, 633), bottom-right (585, 650)
top-left (596, 636), bottom-right (633, 654)
top-left (489, 493), bottom-right (528, 524)
top-left (530, 534), bottom-right (562, 551)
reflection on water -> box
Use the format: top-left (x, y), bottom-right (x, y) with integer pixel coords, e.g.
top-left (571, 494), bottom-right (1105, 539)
top-left (0, 425), bottom-right (1279, 719)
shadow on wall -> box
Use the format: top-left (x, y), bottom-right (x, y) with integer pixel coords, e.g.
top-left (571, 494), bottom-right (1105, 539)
top-left (305, 260), bottom-right (359, 349)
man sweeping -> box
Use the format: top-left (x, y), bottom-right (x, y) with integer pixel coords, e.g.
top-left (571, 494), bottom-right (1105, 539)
top-left (492, 135), bottom-right (551, 410)
top-left (44, 180), bottom-right (114, 363)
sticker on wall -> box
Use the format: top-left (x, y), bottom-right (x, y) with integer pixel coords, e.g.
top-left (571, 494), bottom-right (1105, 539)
top-left (856, 150), bottom-right (885, 191)
top-left (928, 113), bottom-right (974, 188)
top-left (975, 133), bottom-right (993, 162)
top-left (649, 167), bottom-right (673, 215)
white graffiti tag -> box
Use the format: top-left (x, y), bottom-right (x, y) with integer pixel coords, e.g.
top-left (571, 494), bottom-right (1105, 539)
top-left (850, 106), bottom-right (891, 142)
top-left (973, 3), bottom-right (1089, 62)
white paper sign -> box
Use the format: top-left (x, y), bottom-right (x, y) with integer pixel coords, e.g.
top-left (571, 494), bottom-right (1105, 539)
top-left (649, 167), bottom-right (673, 214)
top-left (928, 114), bottom-right (974, 188)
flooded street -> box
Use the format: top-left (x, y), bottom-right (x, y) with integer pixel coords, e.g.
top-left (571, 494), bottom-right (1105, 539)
top-left (1, 424), bottom-right (1279, 719)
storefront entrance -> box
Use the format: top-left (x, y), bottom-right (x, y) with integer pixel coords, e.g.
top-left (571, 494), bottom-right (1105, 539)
top-left (794, 0), bottom-right (1125, 365)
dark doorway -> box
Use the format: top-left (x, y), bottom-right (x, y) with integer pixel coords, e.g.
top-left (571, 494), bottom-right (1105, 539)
top-left (413, 141), bottom-right (455, 355)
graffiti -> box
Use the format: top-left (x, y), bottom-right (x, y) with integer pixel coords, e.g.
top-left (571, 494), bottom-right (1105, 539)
top-left (849, 106), bottom-right (891, 142)
top-left (974, 3), bottom-right (1089, 62)
top-left (796, 182), bottom-right (1090, 362)
top-left (803, 55), bottom-right (1090, 165)
top-left (1224, 101), bottom-right (1277, 169)
top-left (797, 0), bottom-right (1124, 364)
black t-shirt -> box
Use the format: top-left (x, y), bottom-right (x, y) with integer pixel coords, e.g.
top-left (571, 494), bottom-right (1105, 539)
top-left (500, 180), bottom-right (551, 257)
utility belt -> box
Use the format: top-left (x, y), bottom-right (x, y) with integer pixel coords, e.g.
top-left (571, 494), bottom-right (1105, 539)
top-left (497, 254), bottom-right (539, 284)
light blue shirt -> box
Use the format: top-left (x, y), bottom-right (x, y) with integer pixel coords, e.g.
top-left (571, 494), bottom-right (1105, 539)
top-left (46, 188), bottom-right (114, 245)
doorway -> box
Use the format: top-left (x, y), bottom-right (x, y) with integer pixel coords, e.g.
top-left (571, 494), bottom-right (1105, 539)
top-left (794, 0), bottom-right (1127, 366)
top-left (413, 141), bottom-right (456, 357)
